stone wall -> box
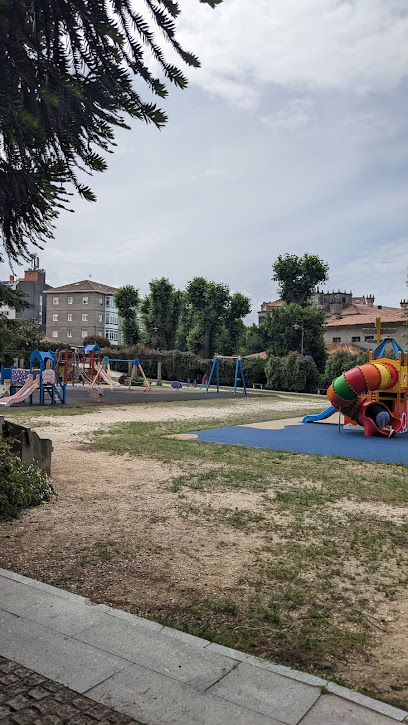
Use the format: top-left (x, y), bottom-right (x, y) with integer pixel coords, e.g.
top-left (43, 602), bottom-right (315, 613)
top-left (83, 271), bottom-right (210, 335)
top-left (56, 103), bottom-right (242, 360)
top-left (0, 416), bottom-right (53, 476)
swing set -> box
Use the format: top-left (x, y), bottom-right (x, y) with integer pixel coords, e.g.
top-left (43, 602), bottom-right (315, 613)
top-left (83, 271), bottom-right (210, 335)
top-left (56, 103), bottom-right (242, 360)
top-left (206, 355), bottom-right (247, 395)
top-left (128, 358), bottom-right (151, 390)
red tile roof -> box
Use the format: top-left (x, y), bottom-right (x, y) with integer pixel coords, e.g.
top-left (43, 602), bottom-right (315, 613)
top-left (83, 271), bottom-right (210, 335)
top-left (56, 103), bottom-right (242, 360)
top-left (326, 304), bottom-right (405, 327)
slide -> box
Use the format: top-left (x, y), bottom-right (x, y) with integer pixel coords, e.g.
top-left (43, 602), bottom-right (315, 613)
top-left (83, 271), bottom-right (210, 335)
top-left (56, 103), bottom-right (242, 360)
top-left (303, 406), bottom-right (336, 423)
top-left (97, 368), bottom-right (121, 387)
top-left (0, 375), bottom-right (40, 407)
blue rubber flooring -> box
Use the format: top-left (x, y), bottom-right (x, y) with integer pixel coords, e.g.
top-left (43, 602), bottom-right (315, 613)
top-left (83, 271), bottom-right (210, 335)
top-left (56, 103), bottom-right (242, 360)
top-left (191, 422), bottom-right (408, 465)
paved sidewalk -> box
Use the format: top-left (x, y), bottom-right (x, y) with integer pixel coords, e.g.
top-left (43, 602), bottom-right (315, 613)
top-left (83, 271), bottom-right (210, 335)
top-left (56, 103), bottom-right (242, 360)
top-left (0, 568), bottom-right (407, 725)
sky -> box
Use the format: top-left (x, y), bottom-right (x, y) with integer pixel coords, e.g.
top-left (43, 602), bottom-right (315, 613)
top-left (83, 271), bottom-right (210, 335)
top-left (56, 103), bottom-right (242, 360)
top-left (1, 0), bottom-right (408, 324)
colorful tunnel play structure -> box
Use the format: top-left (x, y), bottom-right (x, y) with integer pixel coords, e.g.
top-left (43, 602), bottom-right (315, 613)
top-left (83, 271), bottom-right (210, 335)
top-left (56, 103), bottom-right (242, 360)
top-left (304, 321), bottom-right (407, 437)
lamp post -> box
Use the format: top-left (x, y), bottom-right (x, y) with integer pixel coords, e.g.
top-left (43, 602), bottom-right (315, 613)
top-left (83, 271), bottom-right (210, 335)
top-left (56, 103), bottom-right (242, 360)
top-left (293, 322), bottom-right (304, 354)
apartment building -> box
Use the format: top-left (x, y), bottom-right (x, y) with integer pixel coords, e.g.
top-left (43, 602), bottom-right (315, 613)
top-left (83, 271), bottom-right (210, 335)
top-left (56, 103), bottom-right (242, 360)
top-left (0, 256), bottom-right (49, 330)
top-left (44, 280), bottom-right (122, 346)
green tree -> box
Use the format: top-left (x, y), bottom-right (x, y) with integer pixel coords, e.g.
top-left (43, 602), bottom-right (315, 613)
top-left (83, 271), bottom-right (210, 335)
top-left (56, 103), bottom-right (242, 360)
top-left (186, 278), bottom-right (230, 358)
top-left (141, 278), bottom-right (182, 350)
top-left (242, 324), bottom-right (264, 355)
top-left (0, 0), bottom-right (222, 264)
top-left (0, 318), bottom-right (42, 364)
top-left (272, 254), bottom-right (329, 307)
top-left (222, 293), bottom-right (251, 355)
top-left (185, 278), bottom-right (250, 359)
top-left (260, 303), bottom-right (327, 371)
top-left (114, 285), bottom-right (140, 346)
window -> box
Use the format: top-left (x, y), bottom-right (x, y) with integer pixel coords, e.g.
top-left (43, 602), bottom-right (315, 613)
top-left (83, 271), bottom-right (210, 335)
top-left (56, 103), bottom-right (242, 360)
top-left (82, 296), bottom-right (88, 304)
top-left (332, 337), bottom-right (341, 343)
top-left (68, 297), bottom-right (73, 304)
top-left (352, 336), bottom-right (361, 342)
top-left (52, 313), bottom-right (58, 322)
top-left (53, 297), bottom-right (59, 305)
top-left (99, 297), bottom-right (103, 305)
top-left (81, 330), bottom-right (88, 338)
top-left (67, 313), bottom-right (72, 322)
top-left (365, 335), bottom-right (374, 342)
top-left (106, 297), bottom-right (110, 307)
top-left (67, 330), bottom-right (72, 338)
top-left (82, 313), bottom-right (88, 321)
top-left (52, 330), bottom-right (58, 338)
top-left (98, 314), bottom-right (103, 322)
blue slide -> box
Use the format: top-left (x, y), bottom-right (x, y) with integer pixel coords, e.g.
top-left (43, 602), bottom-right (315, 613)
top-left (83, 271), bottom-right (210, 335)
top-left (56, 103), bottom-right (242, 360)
top-left (302, 406), bottom-right (336, 423)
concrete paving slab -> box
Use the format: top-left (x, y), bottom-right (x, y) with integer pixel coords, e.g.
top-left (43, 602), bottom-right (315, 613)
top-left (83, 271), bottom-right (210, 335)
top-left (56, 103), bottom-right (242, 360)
top-left (0, 617), bottom-right (131, 693)
top-left (0, 567), bottom-right (89, 604)
top-left (161, 625), bottom-right (210, 648)
top-left (0, 576), bottom-right (108, 636)
top-left (208, 661), bottom-right (321, 725)
top-left (326, 682), bottom-right (408, 721)
top-left (97, 603), bottom-right (164, 631)
top-left (0, 608), bottom-right (17, 626)
top-left (87, 661), bottom-right (282, 725)
top-left (75, 618), bottom-right (237, 690)
top-left (299, 693), bottom-right (405, 724)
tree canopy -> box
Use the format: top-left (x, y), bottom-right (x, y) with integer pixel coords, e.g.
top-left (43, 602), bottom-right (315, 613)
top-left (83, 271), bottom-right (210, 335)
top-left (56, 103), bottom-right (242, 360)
top-left (114, 284), bottom-right (140, 346)
top-left (0, 0), bottom-right (222, 264)
top-left (141, 278), bottom-right (182, 350)
top-left (272, 253), bottom-right (329, 307)
top-left (260, 303), bottom-right (327, 371)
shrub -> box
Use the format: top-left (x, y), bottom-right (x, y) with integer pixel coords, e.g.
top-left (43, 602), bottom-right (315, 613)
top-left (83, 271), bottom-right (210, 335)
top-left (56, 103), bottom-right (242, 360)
top-left (323, 350), bottom-right (369, 387)
top-left (0, 439), bottom-right (55, 520)
top-left (265, 356), bottom-right (285, 390)
top-left (265, 352), bottom-right (320, 393)
top-left (83, 335), bottom-right (111, 348)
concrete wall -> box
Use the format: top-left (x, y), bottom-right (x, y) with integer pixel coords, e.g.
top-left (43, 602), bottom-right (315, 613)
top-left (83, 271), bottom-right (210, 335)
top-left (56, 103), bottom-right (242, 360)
top-left (0, 416), bottom-right (53, 476)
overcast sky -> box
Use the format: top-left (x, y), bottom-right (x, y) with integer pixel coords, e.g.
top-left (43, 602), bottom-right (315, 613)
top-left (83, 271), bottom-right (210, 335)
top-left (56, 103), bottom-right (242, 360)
top-left (1, 0), bottom-right (408, 323)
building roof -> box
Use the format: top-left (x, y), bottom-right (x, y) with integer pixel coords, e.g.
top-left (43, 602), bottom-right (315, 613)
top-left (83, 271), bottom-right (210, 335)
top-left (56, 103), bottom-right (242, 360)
top-left (44, 280), bottom-right (117, 294)
top-left (258, 300), bottom-right (284, 313)
top-left (325, 304), bottom-right (406, 327)
top-left (326, 342), bottom-right (364, 355)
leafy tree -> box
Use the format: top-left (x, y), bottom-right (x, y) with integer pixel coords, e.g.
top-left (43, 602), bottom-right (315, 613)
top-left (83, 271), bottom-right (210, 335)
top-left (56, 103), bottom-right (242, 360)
top-left (222, 293), bottom-right (251, 355)
top-left (242, 324), bottom-right (265, 355)
top-left (260, 303), bottom-right (327, 371)
top-left (185, 278), bottom-right (250, 359)
top-left (82, 334), bottom-right (111, 349)
top-left (141, 278), bottom-right (182, 349)
top-left (0, 283), bottom-right (31, 315)
top-left (114, 285), bottom-right (140, 346)
top-left (0, 0), bottom-right (222, 264)
top-left (0, 318), bottom-right (42, 364)
top-left (272, 254), bottom-right (329, 307)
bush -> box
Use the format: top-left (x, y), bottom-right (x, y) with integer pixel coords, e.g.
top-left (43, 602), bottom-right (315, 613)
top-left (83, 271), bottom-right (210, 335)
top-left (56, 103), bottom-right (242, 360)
top-left (83, 335), bottom-right (111, 348)
top-left (265, 352), bottom-right (320, 393)
top-left (265, 356), bottom-right (285, 390)
top-left (0, 439), bottom-right (55, 520)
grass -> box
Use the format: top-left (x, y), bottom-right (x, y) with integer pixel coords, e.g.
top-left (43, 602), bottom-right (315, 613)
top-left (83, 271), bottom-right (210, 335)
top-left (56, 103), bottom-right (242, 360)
top-left (86, 401), bottom-right (408, 695)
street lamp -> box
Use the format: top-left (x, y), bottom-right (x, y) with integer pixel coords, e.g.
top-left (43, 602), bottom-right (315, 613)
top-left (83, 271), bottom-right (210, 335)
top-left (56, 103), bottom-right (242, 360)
top-left (293, 322), bottom-right (304, 354)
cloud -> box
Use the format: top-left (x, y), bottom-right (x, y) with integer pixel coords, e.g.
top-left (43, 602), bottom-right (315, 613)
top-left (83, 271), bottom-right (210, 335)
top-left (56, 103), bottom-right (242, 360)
top-left (261, 97), bottom-right (316, 131)
top-left (177, 0), bottom-right (408, 105)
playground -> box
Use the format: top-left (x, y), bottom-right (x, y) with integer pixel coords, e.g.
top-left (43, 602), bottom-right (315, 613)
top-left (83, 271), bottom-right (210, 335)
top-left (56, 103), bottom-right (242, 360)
top-left (1, 391), bottom-right (408, 711)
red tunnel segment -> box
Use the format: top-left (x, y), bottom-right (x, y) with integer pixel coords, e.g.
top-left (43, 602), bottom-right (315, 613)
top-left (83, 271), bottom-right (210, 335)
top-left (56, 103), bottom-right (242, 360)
top-left (358, 363), bottom-right (381, 391)
top-left (343, 367), bottom-right (367, 395)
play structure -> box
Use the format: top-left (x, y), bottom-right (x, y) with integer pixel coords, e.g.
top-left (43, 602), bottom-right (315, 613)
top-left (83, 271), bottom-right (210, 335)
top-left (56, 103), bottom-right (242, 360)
top-left (0, 351), bottom-right (66, 407)
top-left (206, 355), bottom-right (247, 395)
top-left (128, 358), bottom-right (151, 390)
top-left (304, 318), bottom-right (407, 437)
top-left (91, 356), bottom-right (121, 390)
